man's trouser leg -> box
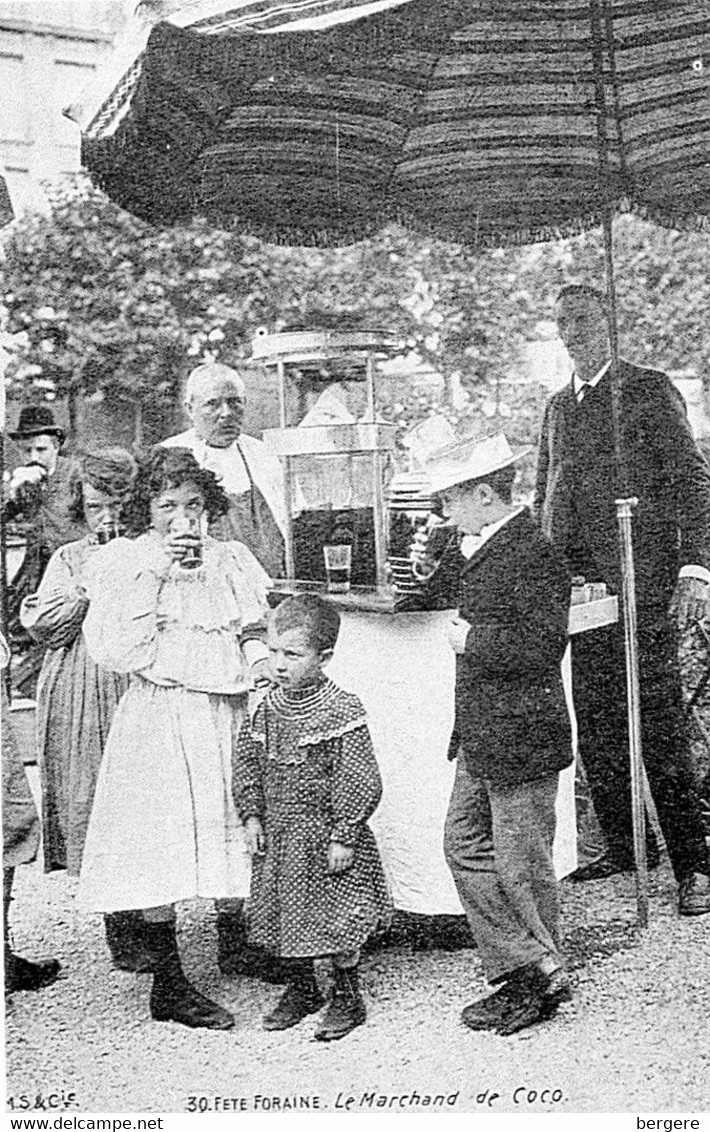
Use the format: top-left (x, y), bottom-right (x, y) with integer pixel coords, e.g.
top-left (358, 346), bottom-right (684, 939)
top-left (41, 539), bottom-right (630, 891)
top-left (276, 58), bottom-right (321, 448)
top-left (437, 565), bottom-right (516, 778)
top-left (572, 623), bottom-right (656, 868)
top-left (443, 755), bottom-right (561, 985)
top-left (572, 612), bottom-right (708, 880)
top-left (636, 610), bottom-right (709, 881)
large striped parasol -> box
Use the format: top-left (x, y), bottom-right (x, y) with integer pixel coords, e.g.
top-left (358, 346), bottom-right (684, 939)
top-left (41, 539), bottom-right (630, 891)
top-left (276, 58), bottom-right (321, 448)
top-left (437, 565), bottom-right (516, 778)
top-left (67, 0), bottom-right (710, 245)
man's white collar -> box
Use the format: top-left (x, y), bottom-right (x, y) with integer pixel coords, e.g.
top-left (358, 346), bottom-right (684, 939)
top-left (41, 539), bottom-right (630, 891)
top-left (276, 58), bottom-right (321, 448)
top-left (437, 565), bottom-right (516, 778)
top-left (461, 505), bottom-right (526, 559)
top-left (573, 359), bottom-right (611, 396)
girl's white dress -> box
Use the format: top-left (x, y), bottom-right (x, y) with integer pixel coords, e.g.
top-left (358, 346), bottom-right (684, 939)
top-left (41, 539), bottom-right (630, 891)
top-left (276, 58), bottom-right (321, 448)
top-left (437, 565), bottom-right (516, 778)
top-left (78, 531), bottom-right (270, 912)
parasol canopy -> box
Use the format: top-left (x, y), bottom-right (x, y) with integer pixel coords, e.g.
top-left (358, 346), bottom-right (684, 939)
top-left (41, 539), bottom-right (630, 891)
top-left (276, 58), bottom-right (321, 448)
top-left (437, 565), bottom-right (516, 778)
top-left (67, 0), bottom-right (710, 246)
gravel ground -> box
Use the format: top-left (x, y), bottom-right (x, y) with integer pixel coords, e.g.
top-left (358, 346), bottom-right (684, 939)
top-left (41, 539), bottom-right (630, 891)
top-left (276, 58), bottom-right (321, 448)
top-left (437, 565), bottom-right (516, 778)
top-left (5, 846), bottom-right (710, 1116)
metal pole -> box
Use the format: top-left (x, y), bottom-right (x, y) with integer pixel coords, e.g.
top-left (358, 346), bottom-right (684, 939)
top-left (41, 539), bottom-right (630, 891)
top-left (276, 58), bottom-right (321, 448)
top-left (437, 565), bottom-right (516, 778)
top-left (276, 357), bottom-right (294, 582)
top-left (591, 0), bottom-right (648, 925)
top-left (616, 497), bottom-right (649, 926)
top-left (364, 350), bottom-right (376, 424)
top-left (0, 432), bottom-right (11, 698)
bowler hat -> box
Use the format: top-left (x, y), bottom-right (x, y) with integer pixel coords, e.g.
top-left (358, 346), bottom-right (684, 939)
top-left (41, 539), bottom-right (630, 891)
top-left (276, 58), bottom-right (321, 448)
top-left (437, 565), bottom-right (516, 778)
top-left (9, 405), bottom-right (65, 443)
top-left (424, 432), bottom-right (530, 494)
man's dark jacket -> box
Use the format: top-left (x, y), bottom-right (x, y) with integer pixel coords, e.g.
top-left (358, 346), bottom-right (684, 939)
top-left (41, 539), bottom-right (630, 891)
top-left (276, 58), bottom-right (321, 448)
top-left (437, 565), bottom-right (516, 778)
top-left (534, 361), bottom-right (710, 605)
top-left (450, 508), bottom-right (572, 788)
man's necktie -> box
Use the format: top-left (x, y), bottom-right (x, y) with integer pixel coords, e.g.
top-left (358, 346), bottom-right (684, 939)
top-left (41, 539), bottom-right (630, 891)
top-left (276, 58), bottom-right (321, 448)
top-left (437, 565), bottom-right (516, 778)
top-left (577, 382), bottom-right (591, 403)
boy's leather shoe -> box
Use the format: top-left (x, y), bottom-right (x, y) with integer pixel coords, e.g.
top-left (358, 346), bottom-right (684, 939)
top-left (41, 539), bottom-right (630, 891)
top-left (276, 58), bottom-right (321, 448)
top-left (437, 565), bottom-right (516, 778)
top-left (495, 963), bottom-right (571, 1037)
top-left (678, 872), bottom-right (710, 916)
top-left (263, 982), bottom-right (324, 1031)
top-left (461, 982), bottom-right (524, 1031)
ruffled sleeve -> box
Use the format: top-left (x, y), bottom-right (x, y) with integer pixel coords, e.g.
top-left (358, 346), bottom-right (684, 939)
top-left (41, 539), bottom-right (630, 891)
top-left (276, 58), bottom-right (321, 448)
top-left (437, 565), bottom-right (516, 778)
top-left (224, 540), bottom-right (271, 634)
top-left (330, 723), bottom-right (383, 848)
top-left (82, 537), bottom-right (168, 675)
top-left (20, 543), bottom-right (88, 650)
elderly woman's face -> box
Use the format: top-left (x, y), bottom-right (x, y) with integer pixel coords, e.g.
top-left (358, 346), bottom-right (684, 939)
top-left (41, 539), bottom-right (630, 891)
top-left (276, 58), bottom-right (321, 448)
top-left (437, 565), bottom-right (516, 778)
top-left (188, 375), bottom-right (245, 448)
top-left (82, 483), bottom-right (125, 535)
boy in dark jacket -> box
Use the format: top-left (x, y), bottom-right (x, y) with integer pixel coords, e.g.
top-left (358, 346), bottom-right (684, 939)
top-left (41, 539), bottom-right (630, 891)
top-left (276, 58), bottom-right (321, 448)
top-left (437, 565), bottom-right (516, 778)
top-left (422, 433), bottom-right (573, 1036)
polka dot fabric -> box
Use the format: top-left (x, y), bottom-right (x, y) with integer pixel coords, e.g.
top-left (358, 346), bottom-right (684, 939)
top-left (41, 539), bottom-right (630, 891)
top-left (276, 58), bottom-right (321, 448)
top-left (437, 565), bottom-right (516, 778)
top-left (233, 680), bottom-right (391, 958)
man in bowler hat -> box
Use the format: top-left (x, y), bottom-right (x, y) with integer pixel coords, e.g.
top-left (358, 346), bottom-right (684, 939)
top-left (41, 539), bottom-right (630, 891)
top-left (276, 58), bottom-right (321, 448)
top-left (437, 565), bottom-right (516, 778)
top-left (534, 284), bottom-right (710, 915)
top-left (423, 433), bottom-right (573, 1036)
top-left (4, 406), bottom-right (82, 690)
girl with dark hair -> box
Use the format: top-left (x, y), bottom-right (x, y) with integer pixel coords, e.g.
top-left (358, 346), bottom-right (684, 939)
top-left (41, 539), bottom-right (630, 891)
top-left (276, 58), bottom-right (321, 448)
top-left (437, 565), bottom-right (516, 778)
top-left (78, 447), bottom-right (272, 1031)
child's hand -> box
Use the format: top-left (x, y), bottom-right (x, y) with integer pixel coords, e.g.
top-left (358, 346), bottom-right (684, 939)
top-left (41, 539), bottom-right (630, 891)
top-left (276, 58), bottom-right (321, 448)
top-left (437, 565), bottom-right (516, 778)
top-left (250, 657), bottom-right (272, 690)
top-left (244, 817), bottom-right (265, 855)
top-left (165, 530), bottom-right (201, 564)
top-left (327, 841), bottom-right (354, 874)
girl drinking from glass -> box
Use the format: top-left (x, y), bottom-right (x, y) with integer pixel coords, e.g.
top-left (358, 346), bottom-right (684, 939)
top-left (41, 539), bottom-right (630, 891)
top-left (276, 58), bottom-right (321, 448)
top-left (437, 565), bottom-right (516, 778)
top-left (79, 447), bottom-right (271, 1030)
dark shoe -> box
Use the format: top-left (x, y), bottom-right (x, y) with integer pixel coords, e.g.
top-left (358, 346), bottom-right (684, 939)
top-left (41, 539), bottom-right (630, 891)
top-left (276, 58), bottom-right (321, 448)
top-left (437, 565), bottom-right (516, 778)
top-left (678, 872), bottom-right (710, 917)
top-left (145, 921), bottom-right (234, 1031)
top-left (569, 851), bottom-right (658, 882)
top-left (314, 966), bottom-right (366, 1042)
top-left (150, 976), bottom-right (235, 1030)
top-left (216, 912), bottom-right (286, 983)
top-left (5, 952), bottom-right (61, 995)
top-left (263, 967), bottom-right (324, 1031)
top-left (104, 912), bottom-right (154, 973)
top-left (495, 964), bottom-right (571, 1037)
top-left (461, 982), bottom-right (523, 1032)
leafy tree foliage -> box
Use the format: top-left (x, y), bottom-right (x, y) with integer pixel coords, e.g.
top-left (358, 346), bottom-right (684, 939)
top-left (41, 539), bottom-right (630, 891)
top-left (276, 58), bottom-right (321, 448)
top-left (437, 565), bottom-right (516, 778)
top-left (3, 180), bottom-right (709, 459)
top-left (1, 179), bottom-right (542, 443)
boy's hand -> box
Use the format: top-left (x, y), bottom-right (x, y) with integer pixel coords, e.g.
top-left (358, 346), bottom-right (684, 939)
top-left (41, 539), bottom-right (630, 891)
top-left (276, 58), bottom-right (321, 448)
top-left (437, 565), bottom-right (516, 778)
top-left (10, 464), bottom-right (45, 497)
top-left (244, 817), bottom-right (265, 855)
top-left (250, 657), bottom-right (272, 689)
top-left (445, 615), bottom-right (470, 654)
top-left (328, 841), bottom-right (354, 874)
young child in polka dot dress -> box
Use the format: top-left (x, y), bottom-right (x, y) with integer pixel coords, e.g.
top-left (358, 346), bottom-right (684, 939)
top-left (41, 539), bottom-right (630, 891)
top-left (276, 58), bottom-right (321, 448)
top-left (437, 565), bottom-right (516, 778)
top-left (233, 594), bottom-right (391, 1041)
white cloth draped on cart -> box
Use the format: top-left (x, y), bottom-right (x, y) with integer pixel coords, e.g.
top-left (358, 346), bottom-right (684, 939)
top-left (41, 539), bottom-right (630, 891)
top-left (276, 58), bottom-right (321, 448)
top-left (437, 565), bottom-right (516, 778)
top-left (327, 609), bottom-right (577, 916)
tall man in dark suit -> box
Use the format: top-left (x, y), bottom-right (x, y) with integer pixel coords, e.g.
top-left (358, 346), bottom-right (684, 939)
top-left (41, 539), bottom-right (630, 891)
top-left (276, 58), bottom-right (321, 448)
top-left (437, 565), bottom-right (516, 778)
top-left (423, 433), bottom-right (573, 1036)
top-left (534, 284), bottom-right (710, 915)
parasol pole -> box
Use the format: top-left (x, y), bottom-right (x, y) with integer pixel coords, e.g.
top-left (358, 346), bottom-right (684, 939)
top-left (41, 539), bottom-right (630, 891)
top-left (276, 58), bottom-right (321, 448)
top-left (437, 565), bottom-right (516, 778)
top-left (590, 0), bottom-right (648, 926)
top-left (0, 347), bottom-right (10, 697)
top-left (0, 433), bottom-right (10, 699)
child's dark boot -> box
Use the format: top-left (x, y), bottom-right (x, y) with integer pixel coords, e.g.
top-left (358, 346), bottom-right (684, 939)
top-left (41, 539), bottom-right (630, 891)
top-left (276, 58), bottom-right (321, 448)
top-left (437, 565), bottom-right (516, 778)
top-left (315, 964), bottom-right (366, 1041)
top-left (262, 960), bottom-right (324, 1030)
top-left (104, 911), bottom-right (154, 973)
top-left (146, 921), bottom-right (234, 1030)
top-left (216, 910), bottom-right (285, 983)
